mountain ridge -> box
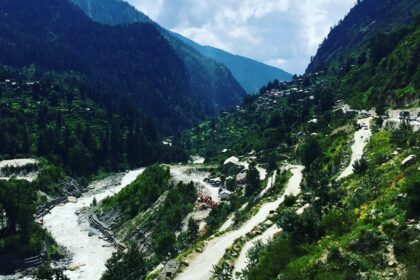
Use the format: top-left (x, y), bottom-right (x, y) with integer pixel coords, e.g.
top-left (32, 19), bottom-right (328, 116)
top-left (307, 0), bottom-right (420, 73)
top-left (171, 32), bottom-right (293, 93)
top-left (70, 0), bottom-right (292, 93)
top-left (0, 0), bottom-right (246, 133)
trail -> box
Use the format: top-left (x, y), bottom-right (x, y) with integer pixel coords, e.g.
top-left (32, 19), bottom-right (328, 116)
top-left (42, 169), bottom-right (144, 280)
top-left (232, 225), bottom-right (282, 278)
top-left (219, 171), bottom-right (276, 233)
top-left (338, 117), bottom-right (372, 180)
top-left (175, 165), bottom-right (304, 280)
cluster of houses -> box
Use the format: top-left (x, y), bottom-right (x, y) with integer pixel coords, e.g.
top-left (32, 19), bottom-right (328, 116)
top-left (254, 79), bottom-right (321, 112)
top-left (203, 176), bottom-right (233, 201)
top-left (202, 155), bottom-right (256, 202)
top-left (333, 101), bottom-right (372, 118)
top-left (0, 78), bottom-right (39, 90)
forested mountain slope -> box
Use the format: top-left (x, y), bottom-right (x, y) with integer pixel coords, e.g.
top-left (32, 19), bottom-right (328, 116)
top-left (0, 65), bottom-right (182, 274)
top-left (0, 66), bottom-right (185, 177)
top-left (171, 32), bottom-right (292, 93)
top-left (302, 0), bottom-right (420, 109)
top-left (72, 0), bottom-right (152, 26)
top-left (307, 0), bottom-right (420, 73)
top-left (0, 0), bottom-right (245, 133)
top-left (71, 0), bottom-right (292, 94)
top-left (333, 20), bottom-right (420, 108)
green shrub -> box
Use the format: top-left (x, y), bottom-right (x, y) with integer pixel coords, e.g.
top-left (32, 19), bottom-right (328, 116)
top-left (352, 158), bottom-right (368, 174)
top-left (322, 208), bottom-right (355, 236)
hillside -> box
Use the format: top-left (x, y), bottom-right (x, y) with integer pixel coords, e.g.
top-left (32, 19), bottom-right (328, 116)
top-left (173, 74), bottom-right (419, 280)
top-left (307, 0), bottom-right (420, 73)
top-left (70, 0), bottom-right (292, 94)
top-left (0, 64), bottom-right (183, 274)
top-left (161, 1), bottom-right (419, 278)
top-left (333, 21), bottom-right (420, 108)
top-left (0, 0), bottom-right (245, 133)
top-left (0, 66), bottom-right (186, 177)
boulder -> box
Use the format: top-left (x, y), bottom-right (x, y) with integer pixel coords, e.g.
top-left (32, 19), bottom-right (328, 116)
top-left (68, 263), bottom-right (85, 271)
top-left (157, 260), bottom-right (180, 280)
top-left (68, 196), bottom-right (77, 203)
top-left (401, 155), bottom-right (416, 167)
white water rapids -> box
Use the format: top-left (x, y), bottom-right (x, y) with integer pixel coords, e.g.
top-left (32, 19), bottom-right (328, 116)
top-left (42, 169), bottom-right (144, 280)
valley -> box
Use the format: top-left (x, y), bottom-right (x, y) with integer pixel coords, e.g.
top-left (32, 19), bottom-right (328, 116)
top-left (1, 0), bottom-right (420, 279)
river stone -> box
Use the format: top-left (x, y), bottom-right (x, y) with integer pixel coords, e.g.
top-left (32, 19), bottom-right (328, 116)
top-left (68, 263), bottom-right (85, 271)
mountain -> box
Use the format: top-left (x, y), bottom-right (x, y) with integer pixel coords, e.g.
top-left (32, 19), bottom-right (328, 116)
top-left (307, 0), bottom-right (420, 73)
top-left (0, 64), bottom-right (189, 273)
top-left (164, 1), bottom-right (419, 279)
top-left (172, 33), bottom-right (293, 93)
top-left (2, 0), bottom-right (420, 278)
top-left (0, 0), bottom-right (245, 134)
top-left (306, 0), bottom-right (420, 108)
top-left (70, 0), bottom-right (292, 94)
top-left (72, 0), bottom-right (152, 26)
top-left (0, 66), bottom-right (185, 177)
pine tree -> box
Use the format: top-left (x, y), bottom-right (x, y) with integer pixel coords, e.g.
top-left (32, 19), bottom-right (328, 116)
top-left (246, 163), bottom-right (260, 196)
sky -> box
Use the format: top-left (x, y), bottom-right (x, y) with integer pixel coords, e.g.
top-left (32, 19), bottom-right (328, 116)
top-left (126, 0), bottom-right (356, 74)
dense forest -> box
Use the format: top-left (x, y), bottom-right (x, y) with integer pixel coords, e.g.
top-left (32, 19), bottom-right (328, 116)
top-left (71, 0), bottom-right (152, 26)
top-left (71, 0), bottom-right (292, 95)
top-left (0, 0), bottom-right (245, 134)
top-left (0, 66), bottom-right (187, 177)
top-left (0, 63), bottom-right (187, 274)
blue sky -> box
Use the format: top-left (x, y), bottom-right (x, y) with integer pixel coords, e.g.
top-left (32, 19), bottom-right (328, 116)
top-left (126, 0), bottom-right (355, 74)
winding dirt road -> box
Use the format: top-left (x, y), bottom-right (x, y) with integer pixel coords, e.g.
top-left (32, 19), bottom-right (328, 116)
top-left (175, 165), bottom-right (304, 280)
top-left (337, 117), bottom-right (372, 180)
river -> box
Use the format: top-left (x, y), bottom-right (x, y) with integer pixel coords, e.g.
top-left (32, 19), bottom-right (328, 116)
top-left (42, 169), bottom-right (144, 280)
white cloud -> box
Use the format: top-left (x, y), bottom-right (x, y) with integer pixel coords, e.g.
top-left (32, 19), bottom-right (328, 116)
top-left (266, 58), bottom-right (287, 68)
top-left (172, 26), bottom-right (233, 51)
top-left (126, 0), bottom-right (164, 20)
top-left (126, 0), bottom-right (355, 74)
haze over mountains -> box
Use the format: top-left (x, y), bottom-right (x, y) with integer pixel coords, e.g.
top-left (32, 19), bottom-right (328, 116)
top-left (71, 0), bottom-right (292, 93)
